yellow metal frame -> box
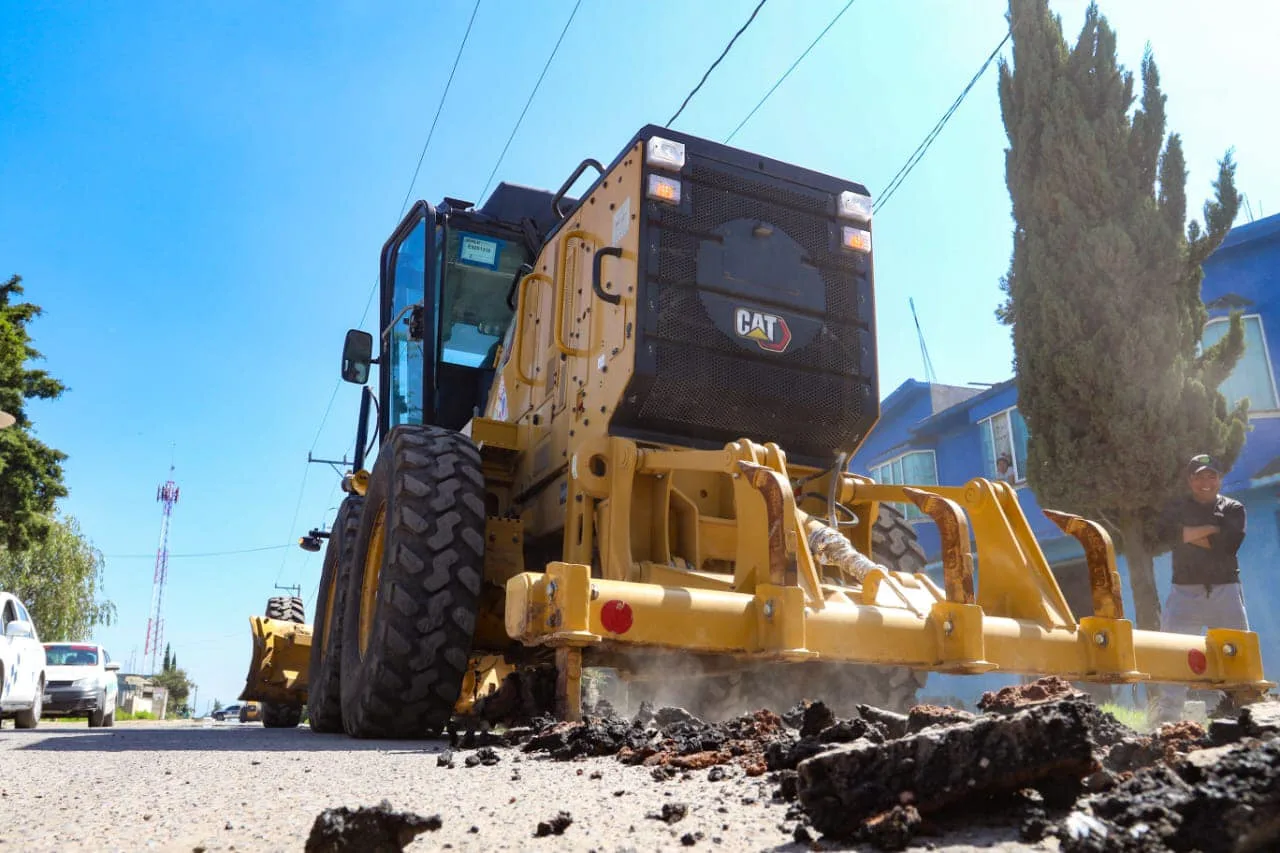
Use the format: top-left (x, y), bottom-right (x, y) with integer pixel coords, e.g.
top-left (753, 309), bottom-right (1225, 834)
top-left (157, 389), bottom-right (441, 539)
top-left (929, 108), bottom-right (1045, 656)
top-left (505, 438), bottom-right (1275, 720)
top-left (239, 615), bottom-right (312, 705)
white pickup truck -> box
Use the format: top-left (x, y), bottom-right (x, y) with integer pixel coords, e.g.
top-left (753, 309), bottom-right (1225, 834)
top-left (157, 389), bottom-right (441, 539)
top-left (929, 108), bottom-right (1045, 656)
top-left (1, 590), bottom-right (46, 728)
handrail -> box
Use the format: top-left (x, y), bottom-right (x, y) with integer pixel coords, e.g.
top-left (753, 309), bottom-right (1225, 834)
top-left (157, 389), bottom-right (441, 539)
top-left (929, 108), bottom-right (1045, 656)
top-left (553, 229), bottom-right (599, 358)
top-left (512, 272), bottom-right (553, 386)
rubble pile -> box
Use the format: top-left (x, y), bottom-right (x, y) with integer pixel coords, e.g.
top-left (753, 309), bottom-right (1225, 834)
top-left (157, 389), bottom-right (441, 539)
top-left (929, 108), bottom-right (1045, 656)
top-left (509, 676), bottom-right (1279, 851)
top-left (523, 702), bottom-right (793, 775)
top-left (1056, 703), bottom-right (1280, 853)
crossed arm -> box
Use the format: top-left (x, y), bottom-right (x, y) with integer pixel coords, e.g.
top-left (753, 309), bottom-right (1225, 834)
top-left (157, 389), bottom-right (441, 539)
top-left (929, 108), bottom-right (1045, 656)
top-left (1183, 504), bottom-right (1246, 552)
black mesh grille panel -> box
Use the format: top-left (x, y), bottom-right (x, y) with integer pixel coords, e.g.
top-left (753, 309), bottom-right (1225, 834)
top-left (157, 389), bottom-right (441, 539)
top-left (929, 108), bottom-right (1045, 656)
top-left (613, 150), bottom-right (877, 464)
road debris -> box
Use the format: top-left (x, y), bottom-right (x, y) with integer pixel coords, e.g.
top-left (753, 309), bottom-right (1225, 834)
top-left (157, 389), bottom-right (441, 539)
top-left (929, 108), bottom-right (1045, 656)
top-left (795, 695), bottom-right (1110, 842)
top-left (533, 811), bottom-right (573, 837)
top-left (304, 799), bottom-right (442, 853)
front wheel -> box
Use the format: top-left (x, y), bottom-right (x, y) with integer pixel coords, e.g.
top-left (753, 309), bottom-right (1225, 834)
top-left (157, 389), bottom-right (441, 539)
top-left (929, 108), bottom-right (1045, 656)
top-left (15, 681), bottom-right (42, 729)
top-left (260, 596), bottom-right (306, 728)
top-left (339, 425), bottom-right (486, 739)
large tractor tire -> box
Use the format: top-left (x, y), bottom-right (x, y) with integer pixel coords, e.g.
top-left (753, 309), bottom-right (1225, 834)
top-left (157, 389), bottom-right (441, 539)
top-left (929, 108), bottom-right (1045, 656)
top-left (306, 495), bottom-right (364, 733)
top-left (261, 596), bottom-right (306, 729)
top-left (339, 425), bottom-right (486, 739)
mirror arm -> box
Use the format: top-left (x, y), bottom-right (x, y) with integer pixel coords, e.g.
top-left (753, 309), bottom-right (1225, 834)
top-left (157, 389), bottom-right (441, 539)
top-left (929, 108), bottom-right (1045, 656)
top-left (381, 301), bottom-right (425, 343)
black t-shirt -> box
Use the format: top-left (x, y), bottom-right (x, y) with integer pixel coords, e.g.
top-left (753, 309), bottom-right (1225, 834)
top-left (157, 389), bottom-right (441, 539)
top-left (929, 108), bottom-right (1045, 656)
top-left (1156, 493), bottom-right (1246, 585)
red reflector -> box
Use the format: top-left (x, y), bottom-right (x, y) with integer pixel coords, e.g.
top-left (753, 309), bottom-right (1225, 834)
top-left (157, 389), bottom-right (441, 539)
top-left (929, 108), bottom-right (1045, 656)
top-left (601, 600), bottom-right (633, 635)
top-left (1188, 649), bottom-right (1208, 675)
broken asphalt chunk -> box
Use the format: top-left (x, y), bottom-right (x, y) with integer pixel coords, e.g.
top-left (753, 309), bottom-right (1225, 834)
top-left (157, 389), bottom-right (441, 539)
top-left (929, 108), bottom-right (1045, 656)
top-left (796, 697), bottom-right (1104, 840)
top-left (304, 799), bottom-right (441, 853)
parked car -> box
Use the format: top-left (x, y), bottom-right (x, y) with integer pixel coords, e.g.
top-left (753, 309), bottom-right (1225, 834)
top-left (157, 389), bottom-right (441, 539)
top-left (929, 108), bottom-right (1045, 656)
top-left (1, 591), bottom-right (46, 729)
top-left (212, 703), bottom-right (244, 721)
top-left (41, 642), bottom-right (120, 727)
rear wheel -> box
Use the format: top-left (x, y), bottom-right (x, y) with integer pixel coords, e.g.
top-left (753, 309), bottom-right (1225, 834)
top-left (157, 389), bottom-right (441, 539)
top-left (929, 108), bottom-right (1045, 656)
top-left (261, 596), bottom-right (306, 728)
top-left (339, 425), bottom-right (486, 739)
top-left (307, 495), bottom-right (364, 733)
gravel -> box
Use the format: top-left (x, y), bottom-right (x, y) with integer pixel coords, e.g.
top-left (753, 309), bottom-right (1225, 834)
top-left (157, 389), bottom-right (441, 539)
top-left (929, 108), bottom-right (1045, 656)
top-left (0, 718), bottom-right (1048, 852)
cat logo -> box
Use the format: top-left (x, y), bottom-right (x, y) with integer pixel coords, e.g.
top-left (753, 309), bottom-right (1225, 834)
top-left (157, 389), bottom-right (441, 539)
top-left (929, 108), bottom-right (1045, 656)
top-left (734, 307), bottom-right (792, 353)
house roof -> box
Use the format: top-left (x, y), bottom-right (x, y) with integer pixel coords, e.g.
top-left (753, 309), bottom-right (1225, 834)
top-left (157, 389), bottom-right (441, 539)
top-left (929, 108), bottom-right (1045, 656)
top-left (1215, 211), bottom-right (1280, 255)
top-left (909, 378), bottom-right (1017, 438)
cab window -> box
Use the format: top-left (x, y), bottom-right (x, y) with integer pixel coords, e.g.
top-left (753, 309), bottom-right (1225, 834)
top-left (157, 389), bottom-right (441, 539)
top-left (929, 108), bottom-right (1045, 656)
top-left (387, 218), bottom-right (430, 426)
top-left (439, 229), bottom-right (522, 368)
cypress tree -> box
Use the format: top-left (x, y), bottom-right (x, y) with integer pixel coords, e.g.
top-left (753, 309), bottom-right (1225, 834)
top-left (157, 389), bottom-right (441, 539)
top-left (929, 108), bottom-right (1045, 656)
top-left (996, 0), bottom-right (1246, 630)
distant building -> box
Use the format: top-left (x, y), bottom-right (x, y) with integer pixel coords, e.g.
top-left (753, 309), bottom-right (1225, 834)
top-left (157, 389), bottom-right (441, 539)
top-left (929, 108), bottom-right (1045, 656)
top-left (116, 674), bottom-right (169, 719)
top-left (851, 212), bottom-right (1280, 707)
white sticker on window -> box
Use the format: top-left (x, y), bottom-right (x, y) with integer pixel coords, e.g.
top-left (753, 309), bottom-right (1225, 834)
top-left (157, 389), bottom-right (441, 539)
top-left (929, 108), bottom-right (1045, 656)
top-left (611, 196), bottom-right (631, 247)
top-left (460, 235), bottom-right (499, 268)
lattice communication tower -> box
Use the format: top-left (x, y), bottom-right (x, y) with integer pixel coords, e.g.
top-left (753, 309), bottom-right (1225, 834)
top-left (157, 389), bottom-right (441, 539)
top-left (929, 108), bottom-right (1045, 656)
top-left (144, 466), bottom-right (180, 674)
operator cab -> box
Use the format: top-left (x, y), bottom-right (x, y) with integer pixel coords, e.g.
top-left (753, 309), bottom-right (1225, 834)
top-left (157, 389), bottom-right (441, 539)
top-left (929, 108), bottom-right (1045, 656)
top-left (341, 184), bottom-right (565, 439)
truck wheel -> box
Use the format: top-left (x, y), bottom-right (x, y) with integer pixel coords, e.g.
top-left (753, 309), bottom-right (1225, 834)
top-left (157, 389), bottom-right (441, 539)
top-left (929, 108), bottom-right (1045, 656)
top-left (339, 425), bottom-right (485, 739)
top-left (266, 595), bottom-right (305, 623)
top-left (261, 596), bottom-right (306, 728)
top-left (307, 495), bottom-right (364, 734)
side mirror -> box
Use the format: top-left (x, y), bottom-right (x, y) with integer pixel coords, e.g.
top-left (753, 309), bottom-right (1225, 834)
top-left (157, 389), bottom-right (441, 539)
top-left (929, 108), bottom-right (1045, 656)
top-left (4, 619), bottom-right (34, 639)
top-left (105, 661), bottom-right (121, 672)
top-left (341, 329), bottom-right (374, 384)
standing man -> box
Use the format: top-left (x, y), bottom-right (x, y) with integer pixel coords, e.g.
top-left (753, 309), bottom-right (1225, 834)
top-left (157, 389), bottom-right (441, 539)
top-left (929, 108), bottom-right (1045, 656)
top-left (1151, 453), bottom-right (1250, 724)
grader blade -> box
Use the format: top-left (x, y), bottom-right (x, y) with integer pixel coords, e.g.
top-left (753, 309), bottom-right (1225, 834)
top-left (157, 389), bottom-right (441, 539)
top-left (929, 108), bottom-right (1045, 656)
top-left (239, 615), bottom-right (312, 705)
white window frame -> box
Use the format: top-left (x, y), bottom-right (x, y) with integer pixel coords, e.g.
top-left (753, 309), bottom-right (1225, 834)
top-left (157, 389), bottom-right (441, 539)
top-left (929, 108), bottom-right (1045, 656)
top-left (978, 406), bottom-right (1027, 487)
top-left (1203, 313), bottom-right (1280, 415)
top-left (869, 449), bottom-right (938, 522)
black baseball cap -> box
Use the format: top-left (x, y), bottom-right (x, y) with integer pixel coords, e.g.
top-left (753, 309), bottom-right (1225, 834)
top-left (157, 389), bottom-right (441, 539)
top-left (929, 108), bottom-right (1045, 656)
top-left (1186, 454), bottom-right (1221, 475)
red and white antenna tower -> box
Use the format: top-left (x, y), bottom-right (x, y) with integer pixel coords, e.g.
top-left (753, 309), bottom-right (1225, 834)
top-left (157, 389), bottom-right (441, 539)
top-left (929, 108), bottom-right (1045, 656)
top-left (144, 465), bottom-right (180, 674)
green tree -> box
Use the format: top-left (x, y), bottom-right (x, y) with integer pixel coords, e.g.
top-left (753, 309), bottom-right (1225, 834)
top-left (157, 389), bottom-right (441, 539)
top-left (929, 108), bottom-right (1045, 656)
top-left (996, 0), bottom-right (1246, 630)
top-left (162, 645), bottom-right (171, 673)
top-left (152, 666), bottom-right (193, 714)
top-left (0, 274), bottom-right (69, 551)
top-left (0, 513), bottom-right (116, 639)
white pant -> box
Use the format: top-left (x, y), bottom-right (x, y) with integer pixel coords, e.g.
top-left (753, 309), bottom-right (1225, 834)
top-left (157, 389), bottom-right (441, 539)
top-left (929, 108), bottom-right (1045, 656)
top-left (1153, 582), bottom-right (1250, 721)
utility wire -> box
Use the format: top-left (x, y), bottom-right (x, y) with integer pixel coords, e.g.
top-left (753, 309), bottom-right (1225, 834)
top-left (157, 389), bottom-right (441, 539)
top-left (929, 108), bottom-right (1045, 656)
top-left (358, 0), bottom-right (481, 327)
top-left (274, 1), bottom-right (484, 584)
top-left (668, 0), bottom-right (768, 127)
top-left (477, 0), bottom-right (582, 203)
top-left (724, 0), bottom-right (857, 143)
top-left (875, 29), bottom-right (1012, 214)
top-left (107, 545), bottom-right (294, 560)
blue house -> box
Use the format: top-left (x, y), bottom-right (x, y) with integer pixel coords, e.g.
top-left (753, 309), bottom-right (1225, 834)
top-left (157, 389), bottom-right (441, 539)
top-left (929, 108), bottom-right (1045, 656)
top-left (853, 212), bottom-right (1280, 708)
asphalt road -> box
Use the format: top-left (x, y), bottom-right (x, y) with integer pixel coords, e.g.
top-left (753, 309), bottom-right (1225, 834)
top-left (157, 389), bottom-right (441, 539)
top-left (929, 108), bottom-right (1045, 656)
top-left (0, 719), bottom-right (1055, 852)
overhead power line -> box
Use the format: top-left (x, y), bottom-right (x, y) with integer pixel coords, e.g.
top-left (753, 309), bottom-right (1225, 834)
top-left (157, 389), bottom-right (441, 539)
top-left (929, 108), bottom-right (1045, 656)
top-left (724, 0), bottom-right (858, 143)
top-left (362, 0), bottom-right (483, 330)
top-left (477, 0), bottom-right (583, 203)
top-left (874, 29), bottom-right (1012, 214)
top-left (274, 1), bottom-right (484, 584)
top-left (107, 544), bottom-right (294, 560)
top-left (668, 0), bottom-right (768, 128)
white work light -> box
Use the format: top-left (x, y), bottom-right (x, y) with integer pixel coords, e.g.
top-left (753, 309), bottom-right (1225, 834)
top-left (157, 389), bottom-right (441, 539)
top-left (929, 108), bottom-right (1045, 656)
top-left (646, 136), bottom-right (686, 171)
top-left (837, 190), bottom-right (873, 224)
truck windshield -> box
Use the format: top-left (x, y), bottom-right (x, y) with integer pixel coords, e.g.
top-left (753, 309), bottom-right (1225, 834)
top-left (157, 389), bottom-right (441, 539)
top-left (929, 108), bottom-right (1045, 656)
top-left (439, 228), bottom-right (522, 368)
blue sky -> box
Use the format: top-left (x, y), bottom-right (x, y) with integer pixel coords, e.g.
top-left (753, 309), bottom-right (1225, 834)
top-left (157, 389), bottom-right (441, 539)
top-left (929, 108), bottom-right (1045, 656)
top-left (2, 0), bottom-right (1277, 711)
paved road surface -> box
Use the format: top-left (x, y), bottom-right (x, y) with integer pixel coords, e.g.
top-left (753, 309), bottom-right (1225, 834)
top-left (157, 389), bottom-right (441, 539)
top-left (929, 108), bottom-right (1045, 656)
top-left (0, 719), bottom-right (1054, 852)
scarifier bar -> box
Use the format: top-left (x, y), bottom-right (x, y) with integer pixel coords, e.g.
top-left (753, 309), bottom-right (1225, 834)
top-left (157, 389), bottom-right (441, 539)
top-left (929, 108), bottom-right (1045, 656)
top-left (503, 440), bottom-right (1274, 721)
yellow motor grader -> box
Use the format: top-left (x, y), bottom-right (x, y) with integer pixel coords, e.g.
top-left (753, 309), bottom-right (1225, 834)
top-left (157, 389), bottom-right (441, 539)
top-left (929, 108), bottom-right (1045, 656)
top-left (241, 125), bottom-right (1274, 736)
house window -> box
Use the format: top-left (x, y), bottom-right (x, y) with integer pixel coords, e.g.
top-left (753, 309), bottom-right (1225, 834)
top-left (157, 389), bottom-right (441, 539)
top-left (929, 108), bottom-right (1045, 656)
top-left (1203, 314), bottom-right (1279, 411)
top-left (870, 450), bottom-right (938, 520)
top-left (979, 407), bottom-right (1029, 485)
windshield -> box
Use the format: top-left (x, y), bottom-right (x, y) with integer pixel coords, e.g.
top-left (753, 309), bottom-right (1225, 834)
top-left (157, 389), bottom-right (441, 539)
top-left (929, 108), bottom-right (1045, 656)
top-left (439, 228), bottom-right (523, 368)
top-left (45, 644), bottom-right (99, 666)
